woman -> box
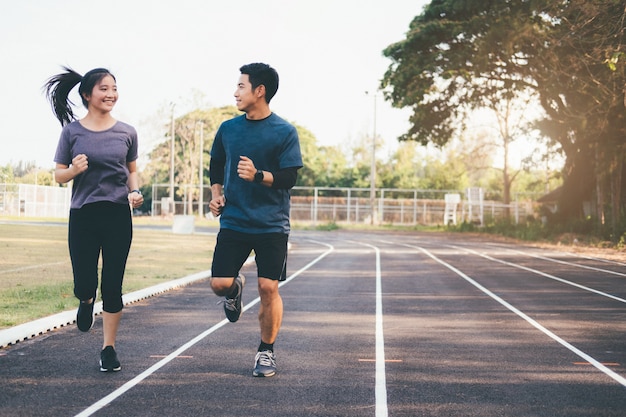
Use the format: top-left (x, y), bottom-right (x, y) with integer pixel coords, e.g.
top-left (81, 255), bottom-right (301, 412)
top-left (44, 67), bottom-right (143, 372)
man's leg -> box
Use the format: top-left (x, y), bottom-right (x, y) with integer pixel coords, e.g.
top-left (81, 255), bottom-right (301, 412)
top-left (253, 277), bottom-right (282, 377)
top-left (210, 229), bottom-right (250, 322)
top-left (212, 275), bottom-right (246, 323)
top-left (210, 277), bottom-right (237, 296)
top-left (257, 277), bottom-right (283, 344)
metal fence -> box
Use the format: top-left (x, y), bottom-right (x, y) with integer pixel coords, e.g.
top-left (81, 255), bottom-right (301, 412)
top-left (0, 183), bottom-right (71, 218)
top-left (0, 183), bottom-right (538, 225)
top-left (150, 184), bottom-right (539, 226)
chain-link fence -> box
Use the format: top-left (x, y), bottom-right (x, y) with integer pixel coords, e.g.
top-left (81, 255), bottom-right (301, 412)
top-left (1, 182), bottom-right (538, 225)
top-left (150, 184), bottom-right (539, 226)
top-left (0, 183), bottom-right (71, 218)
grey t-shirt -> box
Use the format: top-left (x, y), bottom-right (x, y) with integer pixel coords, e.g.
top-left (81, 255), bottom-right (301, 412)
top-left (54, 121), bottom-right (138, 209)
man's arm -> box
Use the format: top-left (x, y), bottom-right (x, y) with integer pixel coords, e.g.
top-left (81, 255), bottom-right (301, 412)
top-left (209, 158), bottom-right (226, 216)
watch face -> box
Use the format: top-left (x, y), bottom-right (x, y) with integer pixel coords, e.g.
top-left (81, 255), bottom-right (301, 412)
top-left (255, 170), bottom-right (264, 182)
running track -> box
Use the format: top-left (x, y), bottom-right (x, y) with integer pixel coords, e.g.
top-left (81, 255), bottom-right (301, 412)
top-left (1, 229), bottom-right (625, 416)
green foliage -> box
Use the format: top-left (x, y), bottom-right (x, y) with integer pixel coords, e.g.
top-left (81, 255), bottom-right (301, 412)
top-left (315, 222), bottom-right (340, 231)
top-left (381, 0), bottom-right (626, 235)
top-left (0, 163), bottom-right (56, 186)
top-left (0, 164), bottom-right (15, 183)
top-left (142, 105), bottom-right (241, 188)
top-left (0, 222), bottom-right (214, 328)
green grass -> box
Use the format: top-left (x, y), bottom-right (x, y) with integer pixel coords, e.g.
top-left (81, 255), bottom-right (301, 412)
top-left (0, 221), bottom-right (214, 329)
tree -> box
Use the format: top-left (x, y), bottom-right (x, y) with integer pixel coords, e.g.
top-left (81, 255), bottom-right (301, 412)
top-left (381, 0), bottom-right (626, 237)
top-left (292, 123), bottom-right (349, 187)
top-left (483, 92), bottom-right (540, 217)
top-left (535, 1), bottom-right (626, 238)
top-left (143, 106), bottom-right (240, 213)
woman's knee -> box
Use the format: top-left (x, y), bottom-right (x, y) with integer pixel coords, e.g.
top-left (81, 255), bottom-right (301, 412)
top-left (102, 297), bottom-right (123, 313)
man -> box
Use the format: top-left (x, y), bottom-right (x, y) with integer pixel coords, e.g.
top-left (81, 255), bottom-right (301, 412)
top-left (208, 63), bottom-right (303, 377)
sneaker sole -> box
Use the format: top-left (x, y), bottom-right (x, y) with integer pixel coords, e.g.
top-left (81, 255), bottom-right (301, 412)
top-left (252, 369), bottom-right (276, 377)
top-left (99, 362), bottom-right (122, 372)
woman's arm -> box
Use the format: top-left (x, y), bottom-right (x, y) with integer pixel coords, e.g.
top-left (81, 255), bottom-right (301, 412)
top-left (126, 160), bottom-right (144, 208)
top-left (54, 154), bottom-right (88, 184)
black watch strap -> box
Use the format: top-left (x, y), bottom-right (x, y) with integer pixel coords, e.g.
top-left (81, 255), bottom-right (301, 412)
top-left (254, 170), bottom-right (264, 183)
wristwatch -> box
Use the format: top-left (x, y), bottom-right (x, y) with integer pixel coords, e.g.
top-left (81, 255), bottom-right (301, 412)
top-left (254, 169), bottom-right (264, 183)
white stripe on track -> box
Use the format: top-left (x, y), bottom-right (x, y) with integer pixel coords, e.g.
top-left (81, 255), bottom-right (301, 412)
top-left (360, 243), bottom-right (388, 417)
top-left (74, 240), bottom-right (334, 417)
top-left (450, 245), bottom-right (626, 304)
top-left (482, 242), bottom-right (626, 268)
top-left (482, 243), bottom-right (626, 278)
top-left (403, 243), bottom-right (626, 388)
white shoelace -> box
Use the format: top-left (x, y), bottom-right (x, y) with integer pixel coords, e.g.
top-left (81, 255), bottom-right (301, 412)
top-left (255, 351), bottom-right (276, 367)
top-left (218, 298), bottom-right (237, 311)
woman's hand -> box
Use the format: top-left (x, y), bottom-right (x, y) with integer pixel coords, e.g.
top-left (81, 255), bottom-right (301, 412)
top-left (128, 191), bottom-right (144, 209)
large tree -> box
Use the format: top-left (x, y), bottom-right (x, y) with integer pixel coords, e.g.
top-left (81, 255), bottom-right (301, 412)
top-left (381, 0), bottom-right (626, 235)
top-left (143, 106), bottom-right (240, 213)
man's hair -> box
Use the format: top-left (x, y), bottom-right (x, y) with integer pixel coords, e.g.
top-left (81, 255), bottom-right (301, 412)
top-left (240, 63), bottom-right (279, 103)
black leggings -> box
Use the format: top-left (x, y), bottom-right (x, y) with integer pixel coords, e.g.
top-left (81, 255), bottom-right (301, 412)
top-left (68, 202), bottom-right (132, 313)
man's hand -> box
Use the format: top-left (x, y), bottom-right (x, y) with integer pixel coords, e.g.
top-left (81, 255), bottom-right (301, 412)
top-left (210, 195), bottom-right (226, 217)
top-left (237, 156), bottom-right (256, 181)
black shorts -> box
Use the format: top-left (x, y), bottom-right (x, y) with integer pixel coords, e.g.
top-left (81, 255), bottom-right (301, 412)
top-left (211, 228), bottom-right (288, 281)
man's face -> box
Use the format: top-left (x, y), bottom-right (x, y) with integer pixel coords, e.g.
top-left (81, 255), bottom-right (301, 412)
top-left (234, 74), bottom-right (258, 113)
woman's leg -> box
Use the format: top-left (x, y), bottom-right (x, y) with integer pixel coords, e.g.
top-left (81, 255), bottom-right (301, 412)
top-left (100, 203), bottom-right (132, 347)
top-left (68, 207), bottom-right (101, 303)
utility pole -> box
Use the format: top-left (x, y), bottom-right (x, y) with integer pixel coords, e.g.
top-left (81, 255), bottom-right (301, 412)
top-left (365, 91), bottom-right (378, 225)
top-left (198, 121), bottom-right (204, 219)
top-left (169, 104), bottom-right (175, 215)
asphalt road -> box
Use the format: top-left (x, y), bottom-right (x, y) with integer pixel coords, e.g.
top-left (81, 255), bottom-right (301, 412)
top-left (1, 229), bottom-right (625, 417)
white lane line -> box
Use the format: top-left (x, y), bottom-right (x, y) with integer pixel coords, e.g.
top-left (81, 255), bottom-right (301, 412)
top-left (483, 242), bottom-right (626, 268)
top-left (448, 245), bottom-right (626, 304)
top-left (481, 243), bottom-right (626, 278)
top-left (0, 261), bottom-right (67, 274)
top-left (402, 243), bottom-right (626, 388)
top-left (74, 240), bottom-right (334, 417)
top-left (359, 243), bottom-right (388, 417)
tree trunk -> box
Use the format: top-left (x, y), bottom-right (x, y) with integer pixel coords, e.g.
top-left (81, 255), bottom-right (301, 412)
top-left (557, 150), bottom-right (595, 224)
top-left (610, 153), bottom-right (623, 241)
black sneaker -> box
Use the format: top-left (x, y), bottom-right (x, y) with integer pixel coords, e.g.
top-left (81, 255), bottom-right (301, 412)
top-left (253, 350), bottom-right (277, 377)
top-left (100, 346), bottom-right (121, 372)
top-left (76, 300), bottom-right (95, 332)
top-left (222, 274), bottom-right (245, 322)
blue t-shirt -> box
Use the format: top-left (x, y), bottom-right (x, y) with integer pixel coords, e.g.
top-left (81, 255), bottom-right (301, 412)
top-left (54, 121), bottom-right (139, 209)
top-left (210, 113), bottom-right (303, 234)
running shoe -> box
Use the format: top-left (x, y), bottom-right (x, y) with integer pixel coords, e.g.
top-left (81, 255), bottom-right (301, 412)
top-left (76, 299), bottom-right (95, 332)
top-left (100, 346), bottom-right (121, 372)
top-left (222, 274), bottom-right (245, 322)
top-left (253, 350), bottom-right (277, 377)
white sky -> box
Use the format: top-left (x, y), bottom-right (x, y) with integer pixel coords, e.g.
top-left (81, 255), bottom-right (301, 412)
top-left (0, 0), bottom-right (429, 169)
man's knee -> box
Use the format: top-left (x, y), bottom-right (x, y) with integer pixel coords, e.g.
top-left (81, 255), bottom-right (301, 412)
top-left (210, 277), bottom-right (235, 296)
top-left (258, 277), bottom-right (279, 298)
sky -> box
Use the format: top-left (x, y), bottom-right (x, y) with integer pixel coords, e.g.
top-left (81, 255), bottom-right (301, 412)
top-left (0, 0), bottom-right (430, 169)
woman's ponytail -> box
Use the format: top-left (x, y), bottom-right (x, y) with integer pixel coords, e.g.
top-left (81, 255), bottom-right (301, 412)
top-left (43, 67), bottom-right (83, 126)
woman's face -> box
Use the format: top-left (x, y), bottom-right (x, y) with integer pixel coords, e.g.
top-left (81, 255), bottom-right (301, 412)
top-left (85, 75), bottom-right (118, 113)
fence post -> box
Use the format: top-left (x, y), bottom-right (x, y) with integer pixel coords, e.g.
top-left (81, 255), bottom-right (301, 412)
top-left (313, 187), bottom-right (318, 225)
top-left (347, 189), bottom-right (351, 223)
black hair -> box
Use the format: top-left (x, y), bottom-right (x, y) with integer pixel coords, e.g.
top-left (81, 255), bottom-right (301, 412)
top-left (239, 63), bottom-right (279, 103)
top-left (43, 66), bottom-right (115, 126)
